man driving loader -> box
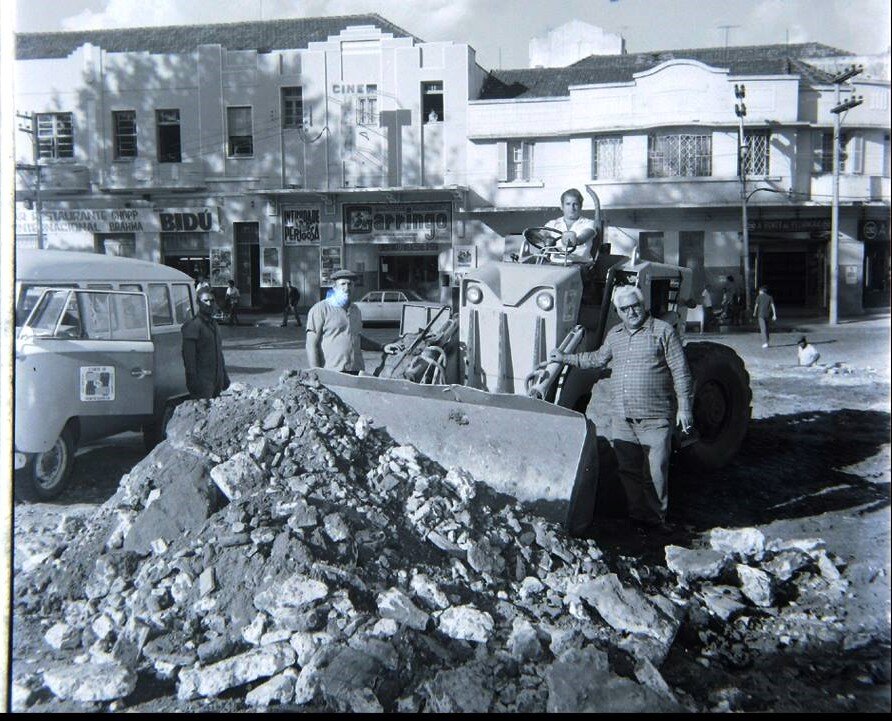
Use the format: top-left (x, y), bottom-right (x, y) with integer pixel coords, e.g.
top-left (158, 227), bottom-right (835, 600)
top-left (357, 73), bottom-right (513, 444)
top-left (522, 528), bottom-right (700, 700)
top-left (549, 285), bottom-right (693, 534)
top-left (544, 188), bottom-right (600, 260)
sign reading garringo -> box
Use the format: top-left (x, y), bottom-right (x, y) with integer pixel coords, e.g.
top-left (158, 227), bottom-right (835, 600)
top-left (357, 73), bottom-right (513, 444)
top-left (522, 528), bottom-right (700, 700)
top-left (343, 203), bottom-right (452, 244)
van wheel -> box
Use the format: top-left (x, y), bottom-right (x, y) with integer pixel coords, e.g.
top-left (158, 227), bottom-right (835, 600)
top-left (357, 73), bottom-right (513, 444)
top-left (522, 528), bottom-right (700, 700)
top-left (15, 426), bottom-right (76, 502)
top-left (143, 403), bottom-right (175, 452)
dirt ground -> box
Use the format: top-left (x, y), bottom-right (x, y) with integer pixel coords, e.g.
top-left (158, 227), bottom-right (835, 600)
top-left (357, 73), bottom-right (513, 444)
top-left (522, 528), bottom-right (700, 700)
top-left (9, 318), bottom-right (891, 712)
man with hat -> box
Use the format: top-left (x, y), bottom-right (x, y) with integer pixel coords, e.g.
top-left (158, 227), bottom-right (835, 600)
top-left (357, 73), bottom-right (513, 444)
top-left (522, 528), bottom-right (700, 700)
top-left (306, 268), bottom-right (371, 373)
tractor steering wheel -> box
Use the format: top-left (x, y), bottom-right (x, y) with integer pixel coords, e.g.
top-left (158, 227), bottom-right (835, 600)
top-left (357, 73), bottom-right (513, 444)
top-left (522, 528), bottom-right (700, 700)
top-left (523, 226), bottom-right (577, 252)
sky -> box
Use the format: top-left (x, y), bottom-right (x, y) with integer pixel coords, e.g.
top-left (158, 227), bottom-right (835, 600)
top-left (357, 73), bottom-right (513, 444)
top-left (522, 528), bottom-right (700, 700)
top-left (13, 0), bottom-right (892, 70)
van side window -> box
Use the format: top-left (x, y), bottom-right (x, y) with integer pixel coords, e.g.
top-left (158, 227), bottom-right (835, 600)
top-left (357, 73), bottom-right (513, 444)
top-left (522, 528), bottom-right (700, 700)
top-left (110, 293), bottom-right (150, 341)
top-left (171, 283), bottom-right (193, 323)
top-left (148, 283), bottom-right (174, 326)
top-left (120, 283), bottom-right (142, 292)
top-left (80, 293), bottom-right (112, 339)
top-left (87, 283), bottom-right (113, 290)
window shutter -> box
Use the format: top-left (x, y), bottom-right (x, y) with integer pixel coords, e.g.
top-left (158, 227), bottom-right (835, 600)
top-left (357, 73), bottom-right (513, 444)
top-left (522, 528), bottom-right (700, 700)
top-left (497, 141), bottom-right (507, 181)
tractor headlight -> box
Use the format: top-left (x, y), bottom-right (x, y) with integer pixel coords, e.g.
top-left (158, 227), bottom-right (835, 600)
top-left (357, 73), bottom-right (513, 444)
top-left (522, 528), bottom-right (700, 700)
top-left (536, 291), bottom-right (554, 311)
top-left (466, 285), bottom-right (483, 304)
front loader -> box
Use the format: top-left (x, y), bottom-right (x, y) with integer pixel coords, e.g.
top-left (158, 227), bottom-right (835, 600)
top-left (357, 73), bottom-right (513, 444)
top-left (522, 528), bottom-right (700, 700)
top-left (314, 197), bottom-right (751, 534)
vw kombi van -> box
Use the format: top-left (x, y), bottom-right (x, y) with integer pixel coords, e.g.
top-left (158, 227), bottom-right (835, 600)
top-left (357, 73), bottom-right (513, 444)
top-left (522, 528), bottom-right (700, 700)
top-left (14, 249), bottom-right (197, 500)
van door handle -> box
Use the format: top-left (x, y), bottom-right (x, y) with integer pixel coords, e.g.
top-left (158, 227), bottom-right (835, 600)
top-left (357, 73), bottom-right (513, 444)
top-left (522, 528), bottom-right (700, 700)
top-left (130, 367), bottom-right (153, 378)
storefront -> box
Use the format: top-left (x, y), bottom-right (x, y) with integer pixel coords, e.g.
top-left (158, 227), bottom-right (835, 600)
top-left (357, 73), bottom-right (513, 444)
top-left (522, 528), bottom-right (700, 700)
top-left (861, 217), bottom-right (891, 308)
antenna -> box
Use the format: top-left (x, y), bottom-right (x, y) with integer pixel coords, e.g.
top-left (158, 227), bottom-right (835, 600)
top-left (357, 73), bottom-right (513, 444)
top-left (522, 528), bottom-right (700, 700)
top-left (717, 24), bottom-right (740, 48)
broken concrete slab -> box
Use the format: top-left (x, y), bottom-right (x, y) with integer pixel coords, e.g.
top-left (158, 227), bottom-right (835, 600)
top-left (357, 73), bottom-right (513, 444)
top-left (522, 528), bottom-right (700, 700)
top-left (376, 587), bottom-right (430, 631)
top-left (209, 451), bottom-right (265, 501)
top-left (423, 662), bottom-right (494, 713)
top-left (43, 662), bottom-right (137, 703)
top-left (177, 642), bottom-right (296, 700)
top-left (709, 527), bottom-right (766, 559)
top-left (436, 605), bottom-right (494, 643)
top-left (665, 545), bottom-right (727, 585)
top-left (245, 669), bottom-right (297, 708)
top-left (736, 564), bottom-right (775, 607)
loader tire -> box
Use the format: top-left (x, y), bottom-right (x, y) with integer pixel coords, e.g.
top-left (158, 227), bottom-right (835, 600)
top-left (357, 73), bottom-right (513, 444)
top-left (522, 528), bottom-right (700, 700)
top-left (683, 341), bottom-right (751, 470)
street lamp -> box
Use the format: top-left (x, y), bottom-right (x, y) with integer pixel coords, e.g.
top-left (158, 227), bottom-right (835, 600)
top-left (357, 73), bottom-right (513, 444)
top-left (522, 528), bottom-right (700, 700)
top-left (743, 186), bottom-right (792, 291)
top-left (828, 65), bottom-right (864, 325)
top-left (734, 84), bottom-right (752, 314)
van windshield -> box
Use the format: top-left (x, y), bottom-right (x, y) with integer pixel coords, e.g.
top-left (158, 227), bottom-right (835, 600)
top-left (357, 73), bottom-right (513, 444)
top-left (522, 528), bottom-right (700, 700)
top-left (25, 289), bottom-right (72, 337)
top-left (16, 284), bottom-right (77, 327)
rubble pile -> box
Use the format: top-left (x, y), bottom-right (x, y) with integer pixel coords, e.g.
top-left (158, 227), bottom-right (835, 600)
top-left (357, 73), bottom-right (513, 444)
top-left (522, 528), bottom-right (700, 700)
top-left (13, 371), bottom-right (879, 712)
top-left (13, 371), bottom-right (688, 712)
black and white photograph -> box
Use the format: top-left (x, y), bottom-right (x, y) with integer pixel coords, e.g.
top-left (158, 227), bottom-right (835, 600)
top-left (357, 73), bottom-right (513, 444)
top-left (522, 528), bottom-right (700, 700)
top-left (2, 0), bottom-right (890, 713)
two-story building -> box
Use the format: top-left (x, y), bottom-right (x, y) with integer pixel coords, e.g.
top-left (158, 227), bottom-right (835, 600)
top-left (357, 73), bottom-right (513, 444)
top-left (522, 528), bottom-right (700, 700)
top-left (15, 15), bottom-right (486, 307)
top-left (15, 18), bottom-right (890, 315)
top-left (464, 43), bottom-right (890, 314)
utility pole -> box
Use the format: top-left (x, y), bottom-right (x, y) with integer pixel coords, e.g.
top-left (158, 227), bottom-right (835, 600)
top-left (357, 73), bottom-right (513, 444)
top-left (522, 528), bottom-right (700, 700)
top-left (718, 24), bottom-right (740, 49)
top-left (734, 83), bottom-right (752, 314)
top-left (829, 65), bottom-right (863, 325)
top-left (16, 112), bottom-right (43, 249)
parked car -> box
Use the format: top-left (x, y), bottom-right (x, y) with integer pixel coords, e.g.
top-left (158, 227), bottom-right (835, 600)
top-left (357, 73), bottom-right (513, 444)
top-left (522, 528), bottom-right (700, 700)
top-left (354, 289), bottom-right (445, 325)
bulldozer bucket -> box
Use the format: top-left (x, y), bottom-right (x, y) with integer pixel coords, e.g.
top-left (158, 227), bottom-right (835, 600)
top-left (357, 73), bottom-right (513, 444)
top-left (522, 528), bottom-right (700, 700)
top-left (311, 369), bottom-right (599, 534)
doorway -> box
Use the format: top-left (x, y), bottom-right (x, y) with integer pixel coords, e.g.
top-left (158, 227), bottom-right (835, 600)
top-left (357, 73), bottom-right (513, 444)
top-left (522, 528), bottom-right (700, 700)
top-left (234, 222), bottom-right (260, 307)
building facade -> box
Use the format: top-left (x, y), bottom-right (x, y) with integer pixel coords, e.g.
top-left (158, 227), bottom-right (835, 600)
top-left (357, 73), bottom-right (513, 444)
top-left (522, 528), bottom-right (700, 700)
top-left (15, 16), bottom-right (485, 308)
top-left (15, 19), bottom-right (891, 315)
top-left (465, 44), bottom-right (890, 315)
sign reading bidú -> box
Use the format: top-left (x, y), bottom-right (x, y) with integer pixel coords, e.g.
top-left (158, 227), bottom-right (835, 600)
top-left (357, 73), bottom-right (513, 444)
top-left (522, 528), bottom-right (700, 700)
top-left (15, 206), bottom-right (220, 236)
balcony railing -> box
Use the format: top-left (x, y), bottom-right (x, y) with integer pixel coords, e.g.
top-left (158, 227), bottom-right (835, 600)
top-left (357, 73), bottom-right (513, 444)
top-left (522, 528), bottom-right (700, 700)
top-left (100, 159), bottom-right (206, 191)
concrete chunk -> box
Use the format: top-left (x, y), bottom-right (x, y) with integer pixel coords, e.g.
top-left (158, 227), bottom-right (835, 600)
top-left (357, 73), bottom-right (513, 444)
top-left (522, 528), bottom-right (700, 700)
top-left (736, 564), bottom-right (775, 607)
top-left (709, 527), bottom-right (765, 558)
top-left (376, 587), bottom-right (430, 631)
top-left (665, 545), bottom-right (727, 584)
top-left (44, 662), bottom-right (137, 703)
top-left (437, 605), bottom-right (494, 643)
top-left (177, 643), bottom-right (296, 700)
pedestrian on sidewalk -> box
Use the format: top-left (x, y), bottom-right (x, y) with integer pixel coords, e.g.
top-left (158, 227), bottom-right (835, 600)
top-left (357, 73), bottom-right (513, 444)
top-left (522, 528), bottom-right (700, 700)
top-left (700, 285), bottom-right (714, 334)
top-left (753, 285), bottom-right (778, 348)
top-left (225, 279), bottom-right (240, 326)
top-left (282, 280), bottom-right (301, 328)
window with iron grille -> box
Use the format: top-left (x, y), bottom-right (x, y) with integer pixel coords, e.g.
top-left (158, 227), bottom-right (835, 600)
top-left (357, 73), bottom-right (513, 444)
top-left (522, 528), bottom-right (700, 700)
top-left (507, 141), bottom-right (535, 181)
top-left (281, 87), bottom-right (304, 128)
top-left (113, 111), bottom-right (137, 159)
top-left (647, 133), bottom-right (711, 177)
top-left (227, 106), bottom-right (253, 157)
top-left (741, 130), bottom-right (770, 176)
top-left (592, 135), bottom-right (622, 179)
top-left (36, 112), bottom-right (74, 159)
top-left (357, 86), bottom-right (378, 126)
top-left (813, 132), bottom-right (834, 174)
top-left (157, 109), bottom-right (181, 163)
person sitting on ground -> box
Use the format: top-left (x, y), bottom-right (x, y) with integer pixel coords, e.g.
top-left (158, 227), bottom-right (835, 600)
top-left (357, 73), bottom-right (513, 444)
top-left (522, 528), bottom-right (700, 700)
top-left (797, 336), bottom-right (821, 367)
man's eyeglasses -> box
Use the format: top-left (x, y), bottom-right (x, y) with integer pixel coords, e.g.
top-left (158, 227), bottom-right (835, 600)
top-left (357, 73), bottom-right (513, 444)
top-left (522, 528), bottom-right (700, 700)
top-left (618, 302), bottom-right (643, 313)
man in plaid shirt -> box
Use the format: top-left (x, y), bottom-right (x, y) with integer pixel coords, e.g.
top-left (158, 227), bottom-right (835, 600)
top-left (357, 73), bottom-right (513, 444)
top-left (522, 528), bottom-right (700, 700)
top-left (550, 285), bottom-right (693, 532)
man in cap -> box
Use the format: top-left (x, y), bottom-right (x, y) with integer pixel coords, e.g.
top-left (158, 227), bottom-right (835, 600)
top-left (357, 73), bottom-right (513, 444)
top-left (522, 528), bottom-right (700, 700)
top-left (306, 269), bottom-right (381, 373)
top-left (181, 287), bottom-right (230, 399)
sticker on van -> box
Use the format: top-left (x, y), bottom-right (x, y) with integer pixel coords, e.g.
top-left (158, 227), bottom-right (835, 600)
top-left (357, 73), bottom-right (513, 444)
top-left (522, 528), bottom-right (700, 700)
top-left (80, 366), bottom-right (116, 402)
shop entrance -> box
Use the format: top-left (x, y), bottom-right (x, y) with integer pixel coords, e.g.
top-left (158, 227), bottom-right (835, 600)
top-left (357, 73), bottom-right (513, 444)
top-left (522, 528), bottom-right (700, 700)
top-left (863, 240), bottom-right (891, 308)
top-left (235, 222), bottom-right (260, 307)
top-left (379, 253), bottom-right (439, 300)
top-left (165, 255), bottom-right (209, 283)
top-left (751, 240), bottom-right (825, 310)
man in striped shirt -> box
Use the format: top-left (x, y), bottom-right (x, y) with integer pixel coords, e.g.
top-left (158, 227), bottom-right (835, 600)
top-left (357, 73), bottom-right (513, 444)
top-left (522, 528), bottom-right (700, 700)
top-left (550, 285), bottom-right (693, 533)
